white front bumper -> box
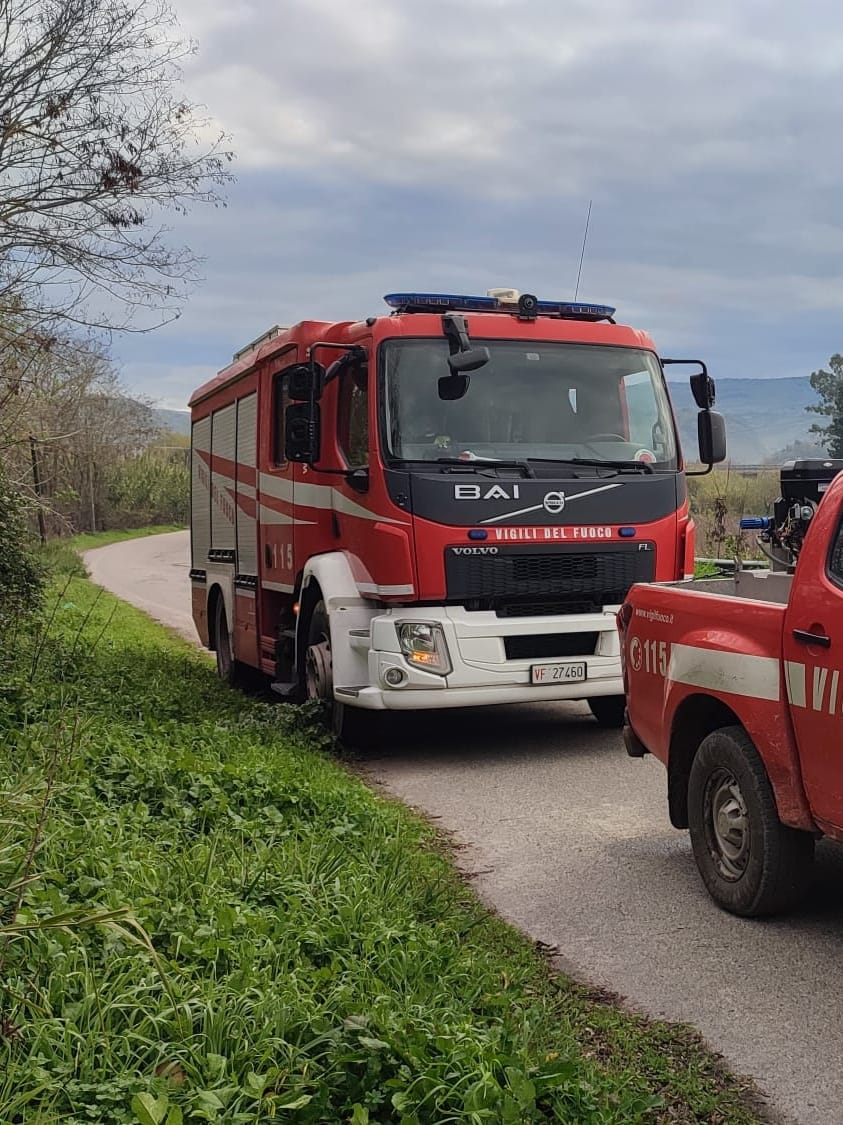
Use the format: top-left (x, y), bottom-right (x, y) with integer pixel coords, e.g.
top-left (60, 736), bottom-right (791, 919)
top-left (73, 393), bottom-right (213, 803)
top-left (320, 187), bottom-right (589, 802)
top-left (337, 605), bottom-right (623, 711)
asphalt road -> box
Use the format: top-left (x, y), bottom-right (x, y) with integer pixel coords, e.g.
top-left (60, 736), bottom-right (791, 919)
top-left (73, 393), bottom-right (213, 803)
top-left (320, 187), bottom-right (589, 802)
top-left (85, 530), bottom-right (843, 1125)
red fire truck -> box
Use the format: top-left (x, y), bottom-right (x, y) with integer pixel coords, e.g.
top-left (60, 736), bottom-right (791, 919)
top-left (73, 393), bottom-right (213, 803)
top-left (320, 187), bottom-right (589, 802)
top-left (188, 288), bottom-right (726, 742)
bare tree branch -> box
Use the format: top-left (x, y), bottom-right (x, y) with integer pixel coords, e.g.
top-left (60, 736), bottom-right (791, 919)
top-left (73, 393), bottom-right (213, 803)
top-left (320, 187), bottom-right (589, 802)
top-left (0, 0), bottom-right (234, 330)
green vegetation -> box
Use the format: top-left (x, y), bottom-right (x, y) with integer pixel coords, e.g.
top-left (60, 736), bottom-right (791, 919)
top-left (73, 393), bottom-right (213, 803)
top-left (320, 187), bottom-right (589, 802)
top-left (0, 565), bottom-right (765, 1123)
top-left (808, 353), bottom-right (843, 457)
top-left (692, 561), bottom-right (720, 578)
top-left (0, 469), bottom-right (43, 629)
top-left (66, 524), bottom-right (187, 554)
top-left (687, 469), bottom-right (778, 560)
top-left (104, 451), bottom-right (189, 530)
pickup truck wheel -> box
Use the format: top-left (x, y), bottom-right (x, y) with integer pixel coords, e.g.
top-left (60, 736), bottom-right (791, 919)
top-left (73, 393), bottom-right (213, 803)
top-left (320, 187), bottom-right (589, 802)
top-left (688, 725), bottom-right (814, 917)
top-left (588, 695), bottom-right (626, 728)
top-left (305, 599), bottom-right (385, 750)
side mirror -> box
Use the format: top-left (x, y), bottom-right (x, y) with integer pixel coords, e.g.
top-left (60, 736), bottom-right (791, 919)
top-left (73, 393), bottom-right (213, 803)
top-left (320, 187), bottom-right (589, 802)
top-left (442, 312), bottom-right (490, 379)
top-left (439, 374), bottom-right (470, 400)
top-left (285, 401), bottom-right (321, 462)
top-left (698, 409), bottom-right (726, 466)
top-left (285, 361), bottom-right (325, 402)
top-left (690, 371), bottom-right (716, 410)
top-left (447, 346), bottom-right (491, 374)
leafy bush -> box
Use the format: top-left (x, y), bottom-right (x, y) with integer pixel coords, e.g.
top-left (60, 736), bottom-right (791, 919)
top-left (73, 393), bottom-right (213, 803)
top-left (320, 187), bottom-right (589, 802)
top-left (0, 472), bottom-right (43, 629)
top-left (104, 452), bottom-right (189, 529)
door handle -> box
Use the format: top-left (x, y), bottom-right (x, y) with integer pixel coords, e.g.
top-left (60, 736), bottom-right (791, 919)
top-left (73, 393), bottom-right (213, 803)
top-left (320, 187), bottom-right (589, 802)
top-left (792, 628), bottom-right (831, 649)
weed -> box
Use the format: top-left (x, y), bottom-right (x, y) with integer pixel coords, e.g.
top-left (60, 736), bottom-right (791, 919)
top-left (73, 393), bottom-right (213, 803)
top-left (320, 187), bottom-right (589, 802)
top-left (688, 469), bottom-right (779, 559)
top-left (0, 580), bottom-right (766, 1124)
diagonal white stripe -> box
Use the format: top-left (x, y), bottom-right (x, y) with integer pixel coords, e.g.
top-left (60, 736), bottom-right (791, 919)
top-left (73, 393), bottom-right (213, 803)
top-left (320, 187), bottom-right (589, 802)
top-left (258, 472), bottom-right (407, 525)
top-left (479, 482), bottom-right (621, 525)
top-left (785, 660), bottom-right (807, 708)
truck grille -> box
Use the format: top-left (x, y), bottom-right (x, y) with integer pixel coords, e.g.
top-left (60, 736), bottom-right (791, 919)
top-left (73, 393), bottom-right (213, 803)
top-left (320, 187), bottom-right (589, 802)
top-left (504, 632), bottom-right (599, 660)
top-left (445, 543), bottom-right (655, 605)
top-left (494, 599), bottom-right (598, 617)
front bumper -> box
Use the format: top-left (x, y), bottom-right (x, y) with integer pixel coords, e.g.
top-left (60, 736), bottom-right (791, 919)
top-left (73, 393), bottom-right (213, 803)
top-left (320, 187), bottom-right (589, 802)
top-left (337, 605), bottom-right (624, 711)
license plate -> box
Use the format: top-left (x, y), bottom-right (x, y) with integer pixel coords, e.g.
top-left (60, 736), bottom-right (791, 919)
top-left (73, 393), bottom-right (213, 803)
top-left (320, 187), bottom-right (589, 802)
top-left (531, 661), bottom-right (587, 684)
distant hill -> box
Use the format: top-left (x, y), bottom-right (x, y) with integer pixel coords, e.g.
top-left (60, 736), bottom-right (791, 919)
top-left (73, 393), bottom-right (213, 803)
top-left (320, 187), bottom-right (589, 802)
top-left (150, 381), bottom-right (829, 465)
top-left (669, 377), bottom-right (826, 465)
top-left (153, 408), bottom-right (190, 436)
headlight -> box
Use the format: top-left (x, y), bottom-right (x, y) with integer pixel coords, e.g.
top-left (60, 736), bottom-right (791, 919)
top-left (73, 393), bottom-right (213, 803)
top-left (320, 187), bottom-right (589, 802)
top-left (396, 622), bottom-right (451, 675)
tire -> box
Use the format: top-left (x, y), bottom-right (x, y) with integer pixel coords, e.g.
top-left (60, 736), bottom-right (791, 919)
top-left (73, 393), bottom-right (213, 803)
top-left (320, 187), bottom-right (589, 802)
top-left (304, 599), bottom-right (385, 749)
top-left (687, 725), bottom-right (814, 917)
top-left (588, 695), bottom-right (626, 728)
top-left (214, 597), bottom-right (250, 688)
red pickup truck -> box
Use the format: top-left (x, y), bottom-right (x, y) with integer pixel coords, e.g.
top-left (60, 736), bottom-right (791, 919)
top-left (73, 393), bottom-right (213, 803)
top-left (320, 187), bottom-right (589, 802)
top-left (619, 462), bottom-right (843, 917)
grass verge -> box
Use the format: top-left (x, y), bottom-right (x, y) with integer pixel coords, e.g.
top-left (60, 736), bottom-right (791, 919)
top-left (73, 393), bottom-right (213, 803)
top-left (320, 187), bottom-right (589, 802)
top-left (67, 524), bottom-right (187, 553)
top-left (0, 577), bottom-right (767, 1124)
top-left (36, 525), bottom-right (187, 580)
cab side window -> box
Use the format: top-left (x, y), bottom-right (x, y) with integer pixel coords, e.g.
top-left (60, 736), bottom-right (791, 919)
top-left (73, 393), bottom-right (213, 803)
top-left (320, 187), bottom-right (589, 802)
top-left (338, 364), bottom-right (369, 467)
top-left (828, 513), bottom-right (843, 586)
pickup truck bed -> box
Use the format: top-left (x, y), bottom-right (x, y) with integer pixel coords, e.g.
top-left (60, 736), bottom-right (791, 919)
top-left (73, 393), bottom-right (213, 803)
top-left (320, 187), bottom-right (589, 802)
top-left (661, 568), bottom-right (793, 603)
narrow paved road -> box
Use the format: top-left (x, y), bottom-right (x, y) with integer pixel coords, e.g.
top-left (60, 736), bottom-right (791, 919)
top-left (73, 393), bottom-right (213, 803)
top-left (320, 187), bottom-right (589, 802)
top-left (86, 531), bottom-right (843, 1125)
top-left (85, 532), bottom-right (200, 645)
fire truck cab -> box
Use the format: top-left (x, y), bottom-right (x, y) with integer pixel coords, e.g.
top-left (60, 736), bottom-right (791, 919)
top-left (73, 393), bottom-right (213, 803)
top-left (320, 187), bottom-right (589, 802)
top-left (188, 289), bottom-right (725, 741)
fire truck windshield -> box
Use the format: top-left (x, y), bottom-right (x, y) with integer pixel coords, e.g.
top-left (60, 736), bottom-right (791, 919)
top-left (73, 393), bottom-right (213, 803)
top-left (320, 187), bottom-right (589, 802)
top-left (381, 339), bottom-right (679, 470)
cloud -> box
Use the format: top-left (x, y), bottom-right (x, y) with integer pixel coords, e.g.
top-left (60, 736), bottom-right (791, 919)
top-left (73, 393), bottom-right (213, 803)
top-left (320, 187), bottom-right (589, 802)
top-left (175, 0), bottom-right (843, 189)
top-left (116, 0), bottom-right (843, 407)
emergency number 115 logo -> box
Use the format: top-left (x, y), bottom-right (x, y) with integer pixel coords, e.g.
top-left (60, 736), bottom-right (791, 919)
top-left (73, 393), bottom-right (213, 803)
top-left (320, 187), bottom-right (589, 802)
top-left (629, 636), bottom-right (669, 677)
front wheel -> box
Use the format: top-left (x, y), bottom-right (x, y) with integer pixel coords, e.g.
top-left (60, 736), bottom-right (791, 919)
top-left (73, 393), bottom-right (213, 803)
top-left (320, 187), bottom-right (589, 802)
top-left (588, 695), bottom-right (626, 728)
top-left (304, 599), bottom-right (385, 749)
top-left (687, 725), bottom-right (814, 917)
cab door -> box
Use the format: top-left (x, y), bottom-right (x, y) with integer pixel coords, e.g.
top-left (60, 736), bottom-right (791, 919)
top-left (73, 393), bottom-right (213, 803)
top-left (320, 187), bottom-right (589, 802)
top-left (781, 503), bottom-right (843, 830)
top-left (256, 347), bottom-right (299, 672)
top-left (329, 347), bottom-right (415, 599)
top-left (331, 351), bottom-right (373, 576)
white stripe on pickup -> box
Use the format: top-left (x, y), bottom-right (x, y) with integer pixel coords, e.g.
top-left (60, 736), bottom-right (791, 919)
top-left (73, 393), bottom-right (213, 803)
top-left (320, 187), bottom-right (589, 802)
top-left (669, 643), bottom-right (781, 701)
top-left (784, 661), bottom-right (806, 708)
top-left (785, 662), bottom-right (843, 713)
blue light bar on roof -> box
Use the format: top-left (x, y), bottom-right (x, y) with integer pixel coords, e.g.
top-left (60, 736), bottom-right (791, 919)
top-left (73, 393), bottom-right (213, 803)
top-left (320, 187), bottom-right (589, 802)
top-left (383, 292), bottom-right (615, 321)
top-left (384, 292), bottom-right (498, 312)
top-left (534, 300), bottom-right (616, 321)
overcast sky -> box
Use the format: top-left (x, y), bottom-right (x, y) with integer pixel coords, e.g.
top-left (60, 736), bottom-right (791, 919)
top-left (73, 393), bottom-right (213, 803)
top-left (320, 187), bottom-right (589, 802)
top-left (116, 0), bottom-right (843, 410)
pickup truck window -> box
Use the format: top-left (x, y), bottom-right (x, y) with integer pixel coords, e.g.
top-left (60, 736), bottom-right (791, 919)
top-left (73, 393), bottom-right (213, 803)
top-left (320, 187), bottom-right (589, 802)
top-left (829, 514), bottom-right (843, 587)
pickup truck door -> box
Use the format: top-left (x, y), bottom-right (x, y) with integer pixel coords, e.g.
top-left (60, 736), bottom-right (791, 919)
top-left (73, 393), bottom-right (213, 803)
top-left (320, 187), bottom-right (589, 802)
top-left (781, 507), bottom-right (843, 830)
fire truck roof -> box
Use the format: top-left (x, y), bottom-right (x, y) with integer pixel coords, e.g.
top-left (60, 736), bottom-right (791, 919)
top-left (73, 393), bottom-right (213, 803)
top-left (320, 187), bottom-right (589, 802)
top-left (189, 292), bottom-right (649, 411)
top-left (382, 291), bottom-right (616, 322)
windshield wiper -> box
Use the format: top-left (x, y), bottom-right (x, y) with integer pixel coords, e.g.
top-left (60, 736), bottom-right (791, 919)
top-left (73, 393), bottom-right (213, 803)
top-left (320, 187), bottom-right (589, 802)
top-left (526, 456), bottom-right (654, 475)
top-left (433, 457), bottom-right (536, 478)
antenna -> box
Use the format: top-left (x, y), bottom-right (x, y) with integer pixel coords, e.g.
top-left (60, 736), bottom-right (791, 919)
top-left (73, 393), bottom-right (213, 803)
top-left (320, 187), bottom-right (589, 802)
top-left (574, 199), bottom-right (593, 301)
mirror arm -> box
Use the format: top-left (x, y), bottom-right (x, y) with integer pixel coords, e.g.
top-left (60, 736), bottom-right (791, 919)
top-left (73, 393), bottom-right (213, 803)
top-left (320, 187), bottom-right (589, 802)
top-left (322, 346), bottom-right (368, 385)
